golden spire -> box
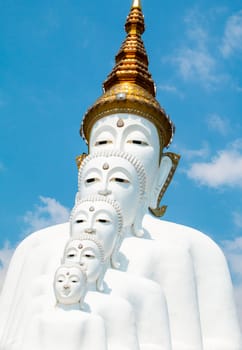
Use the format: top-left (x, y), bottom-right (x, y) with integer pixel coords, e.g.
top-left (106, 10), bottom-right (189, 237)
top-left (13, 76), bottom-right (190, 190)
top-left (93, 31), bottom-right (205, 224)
top-left (132, 0), bottom-right (142, 9)
top-left (103, 0), bottom-right (155, 96)
top-left (81, 1), bottom-right (174, 148)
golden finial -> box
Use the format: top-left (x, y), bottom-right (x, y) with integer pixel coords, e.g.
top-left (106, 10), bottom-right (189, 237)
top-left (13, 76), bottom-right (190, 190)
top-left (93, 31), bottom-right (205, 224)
top-left (81, 2), bottom-right (175, 148)
top-left (132, 0), bottom-right (142, 9)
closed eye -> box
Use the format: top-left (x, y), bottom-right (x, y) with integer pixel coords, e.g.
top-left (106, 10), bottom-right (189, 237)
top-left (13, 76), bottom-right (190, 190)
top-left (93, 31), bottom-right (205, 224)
top-left (76, 219), bottom-right (85, 223)
top-left (67, 253), bottom-right (76, 258)
top-left (84, 254), bottom-right (95, 259)
top-left (96, 219), bottom-right (110, 223)
top-left (94, 140), bottom-right (113, 146)
top-left (110, 177), bottom-right (130, 183)
top-left (85, 177), bottom-right (99, 184)
top-left (127, 140), bottom-right (149, 145)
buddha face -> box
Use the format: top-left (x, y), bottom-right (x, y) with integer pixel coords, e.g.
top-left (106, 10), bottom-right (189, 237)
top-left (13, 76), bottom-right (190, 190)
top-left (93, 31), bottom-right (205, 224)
top-left (89, 114), bottom-right (160, 189)
top-left (54, 265), bottom-right (86, 305)
top-left (63, 239), bottom-right (103, 285)
top-left (78, 154), bottom-right (145, 227)
top-left (70, 200), bottom-right (121, 260)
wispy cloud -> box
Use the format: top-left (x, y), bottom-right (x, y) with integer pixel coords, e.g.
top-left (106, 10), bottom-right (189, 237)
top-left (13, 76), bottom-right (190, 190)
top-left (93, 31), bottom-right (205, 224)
top-left (233, 212), bottom-right (242, 229)
top-left (186, 140), bottom-right (242, 188)
top-left (221, 10), bottom-right (242, 58)
top-left (158, 84), bottom-right (184, 98)
top-left (171, 47), bottom-right (219, 89)
top-left (22, 196), bottom-right (70, 235)
top-left (207, 113), bottom-right (230, 136)
top-left (168, 8), bottom-right (223, 89)
top-left (0, 242), bottom-right (15, 292)
top-left (179, 142), bottom-right (210, 161)
top-left (166, 7), bottom-right (238, 89)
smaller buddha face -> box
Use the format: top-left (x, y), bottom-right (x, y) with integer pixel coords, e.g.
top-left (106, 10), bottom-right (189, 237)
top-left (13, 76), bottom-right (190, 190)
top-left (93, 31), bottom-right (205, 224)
top-left (90, 114), bottom-right (160, 189)
top-left (54, 265), bottom-right (86, 305)
top-left (78, 154), bottom-right (144, 226)
top-left (71, 201), bottom-right (120, 260)
top-left (64, 239), bottom-right (103, 285)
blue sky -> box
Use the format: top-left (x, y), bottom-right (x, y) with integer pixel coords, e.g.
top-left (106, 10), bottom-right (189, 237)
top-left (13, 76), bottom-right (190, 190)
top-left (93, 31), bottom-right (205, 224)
top-left (1, 0), bottom-right (242, 324)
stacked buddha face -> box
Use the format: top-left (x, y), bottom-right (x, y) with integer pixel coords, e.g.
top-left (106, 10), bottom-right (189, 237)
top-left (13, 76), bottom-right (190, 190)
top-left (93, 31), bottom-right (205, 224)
top-left (63, 235), bottom-right (105, 292)
top-left (76, 152), bottom-right (146, 237)
top-left (69, 196), bottom-right (123, 268)
top-left (54, 263), bottom-right (87, 306)
top-left (80, 114), bottom-right (179, 217)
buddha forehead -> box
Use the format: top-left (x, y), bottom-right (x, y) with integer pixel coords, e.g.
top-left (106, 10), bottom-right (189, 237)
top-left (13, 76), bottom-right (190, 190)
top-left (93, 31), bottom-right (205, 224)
top-left (67, 239), bottom-right (99, 252)
top-left (80, 155), bottom-right (140, 179)
top-left (74, 201), bottom-right (116, 216)
top-left (89, 114), bottom-right (161, 169)
top-left (56, 265), bottom-right (82, 278)
top-left (90, 113), bottom-right (159, 141)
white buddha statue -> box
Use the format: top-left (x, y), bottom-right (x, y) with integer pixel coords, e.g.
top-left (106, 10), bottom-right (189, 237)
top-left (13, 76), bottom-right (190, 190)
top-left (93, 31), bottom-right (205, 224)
top-left (0, 1), bottom-right (241, 350)
top-left (68, 197), bottom-right (172, 349)
top-left (21, 263), bottom-right (107, 350)
top-left (78, 1), bottom-right (241, 349)
top-left (70, 196), bottom-right (123, 269)
top-left (63, 235), bottom-right (140, 350)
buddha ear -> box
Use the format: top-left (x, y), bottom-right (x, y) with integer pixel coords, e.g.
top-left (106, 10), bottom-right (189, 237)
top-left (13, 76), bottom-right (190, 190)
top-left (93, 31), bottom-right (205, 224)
top-left (96, 266), bottom-right (106, 292)
top-left (149, 152), bottom-right (180, 217)
top-left (132, 203), bottom-right (146, 237)
top-left (111, 235), bottom-right (123, 269)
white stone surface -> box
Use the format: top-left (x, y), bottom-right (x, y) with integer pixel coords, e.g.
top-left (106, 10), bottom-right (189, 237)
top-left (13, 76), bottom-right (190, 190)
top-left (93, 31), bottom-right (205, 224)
top-left (0, 217), bottom-right (241, 349)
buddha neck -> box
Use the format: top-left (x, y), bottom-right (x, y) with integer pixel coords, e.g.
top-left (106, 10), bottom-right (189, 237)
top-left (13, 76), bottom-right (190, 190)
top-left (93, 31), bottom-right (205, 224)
top-left (56, 302), bottom-right (81, 311)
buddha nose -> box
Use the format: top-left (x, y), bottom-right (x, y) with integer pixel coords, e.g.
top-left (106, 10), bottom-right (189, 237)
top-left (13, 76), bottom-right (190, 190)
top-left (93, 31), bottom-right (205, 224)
top-left (98, 189), bottom-right (112, 196)
top-left (84, 228), bottom-right (96, 234)
top-left (63, 284), bottom-right (70, 289)
top-left (98, 181), bottom-right (112, 196)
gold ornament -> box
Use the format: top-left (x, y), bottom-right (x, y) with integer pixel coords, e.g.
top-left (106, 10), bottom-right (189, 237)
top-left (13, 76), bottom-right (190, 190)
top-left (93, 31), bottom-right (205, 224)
top-left (80, 0), bottom-right (174, 149)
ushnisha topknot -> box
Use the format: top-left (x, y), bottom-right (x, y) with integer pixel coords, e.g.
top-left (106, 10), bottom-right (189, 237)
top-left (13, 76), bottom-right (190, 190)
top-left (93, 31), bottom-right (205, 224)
top-left (80, 1), bottom-right (175, 148)
top-left (69, 195), bottom-right (123, 236)
top-left (78, 151), bottom-right (146, 202)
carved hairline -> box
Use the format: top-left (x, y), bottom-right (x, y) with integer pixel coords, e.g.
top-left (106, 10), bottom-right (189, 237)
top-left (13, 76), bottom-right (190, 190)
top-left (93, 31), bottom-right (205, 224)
top-left (55, 263), bottom-right (88, 282)
top-left (78, 151), bottom-right (146, 201)
top-left (69, 195), bottom-right (123, 235)
top-left (63, 235), bottom-right (105, 263)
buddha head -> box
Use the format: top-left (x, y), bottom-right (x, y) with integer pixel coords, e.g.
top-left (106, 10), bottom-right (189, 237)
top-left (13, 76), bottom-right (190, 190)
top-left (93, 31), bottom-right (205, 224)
top-left (87, 114), bottom-right (180, 215)
top-left (79, 2), bottom-right (179, 217)
top-left (69, 196), bottom-right (123, 268)
top-left (63, 235), bottom-right (105, 291)
top-left (54, 263), bottom-right (87, 306)
top-left (76, 151), bottom-right (146, 236)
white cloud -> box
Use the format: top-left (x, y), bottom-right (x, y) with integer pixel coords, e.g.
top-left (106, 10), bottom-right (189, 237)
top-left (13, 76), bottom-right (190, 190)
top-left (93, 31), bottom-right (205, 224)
top-left (207, 114), bottom-right (230, 135)
top-left (172, 47), bottom-right (219, 88)
top-left (186, 141), bottom-right (242, 188)
top-left (167, 7), bottom-right (231, 89)
top-left (221, 10), bottom-right (242, 58)
top-left (0, 242), bottom-right (15, 293)
top-left (158, 84), bottom-right (184, 98)
top-left (233, 212), bottom-right (242, 229)
top-left (179, 142), bottom-right (210, 161)
top-left (22, 196), bottom-right (70, 235)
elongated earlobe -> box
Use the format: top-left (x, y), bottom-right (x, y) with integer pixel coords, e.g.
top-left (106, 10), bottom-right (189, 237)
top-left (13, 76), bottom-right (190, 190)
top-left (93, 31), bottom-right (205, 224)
top-left (149, 153), bottom-right (180, 217)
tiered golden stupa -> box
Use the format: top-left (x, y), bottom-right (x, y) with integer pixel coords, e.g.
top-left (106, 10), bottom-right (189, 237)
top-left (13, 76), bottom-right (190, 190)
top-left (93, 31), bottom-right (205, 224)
top-left (81, 0), bottom-right (175, 150)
